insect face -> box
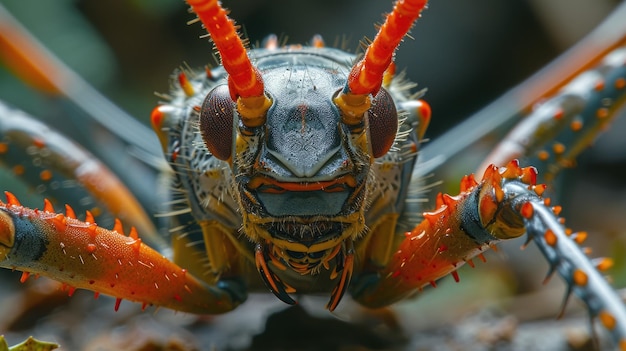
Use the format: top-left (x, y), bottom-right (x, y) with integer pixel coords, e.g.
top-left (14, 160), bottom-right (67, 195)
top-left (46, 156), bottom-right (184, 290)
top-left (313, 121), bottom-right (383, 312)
top-left (199, 48), bottom-right (400, 273)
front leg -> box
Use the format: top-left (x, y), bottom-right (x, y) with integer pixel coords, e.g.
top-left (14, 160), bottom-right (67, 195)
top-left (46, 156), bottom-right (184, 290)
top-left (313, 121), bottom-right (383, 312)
top-left (352, 160), bottom-right (626, 348)
top-left (0, 193), bottom-right (245, 314)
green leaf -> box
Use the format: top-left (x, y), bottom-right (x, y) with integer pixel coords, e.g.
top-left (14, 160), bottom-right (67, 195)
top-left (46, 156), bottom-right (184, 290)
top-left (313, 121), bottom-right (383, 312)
top-left (0, 336), bottom-right (58, 351)
top-left (1, 336), bottom-right (9, 351)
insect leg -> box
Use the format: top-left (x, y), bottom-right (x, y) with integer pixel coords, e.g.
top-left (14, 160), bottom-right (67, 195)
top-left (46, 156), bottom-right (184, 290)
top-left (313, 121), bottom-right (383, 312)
top-left (418, 3), bottom-right (626, 178)
top-left (0, 5), bottom-right (165, 218)
top-left (0, 102), bottom-right (168, 252)
top-left (479, 46), bottom-right (626, 180)
top-left (353, 160), bottom-right (626, 348)
top-left (0, 193), bottom-right (245, 314)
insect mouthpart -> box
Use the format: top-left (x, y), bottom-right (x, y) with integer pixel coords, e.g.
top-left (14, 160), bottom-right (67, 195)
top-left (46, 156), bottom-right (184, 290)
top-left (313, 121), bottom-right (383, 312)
top-left (248, 174), bottom-right (357, 193)
top-left (243, 174), bottom-right (364, 243)
top-left (264, 220), bottom-right (350, 248)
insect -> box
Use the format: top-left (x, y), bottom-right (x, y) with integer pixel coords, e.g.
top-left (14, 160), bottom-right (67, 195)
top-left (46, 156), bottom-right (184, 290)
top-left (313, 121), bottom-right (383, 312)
top-left (1, 0), bottom-right (624, 351)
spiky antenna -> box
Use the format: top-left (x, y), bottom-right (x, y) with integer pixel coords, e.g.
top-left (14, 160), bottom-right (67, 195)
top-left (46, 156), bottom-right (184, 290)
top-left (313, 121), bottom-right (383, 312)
top-left (334, 0), bottom-right (428, 124)
top-left (186, 0), bottom-right (271, 127)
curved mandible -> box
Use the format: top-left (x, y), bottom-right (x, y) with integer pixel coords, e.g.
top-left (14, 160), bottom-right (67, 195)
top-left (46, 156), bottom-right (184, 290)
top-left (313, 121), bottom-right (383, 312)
top-left (335, 0), bottom-right (428, 124)
top-left (186, 0), bottom-right (271, 127)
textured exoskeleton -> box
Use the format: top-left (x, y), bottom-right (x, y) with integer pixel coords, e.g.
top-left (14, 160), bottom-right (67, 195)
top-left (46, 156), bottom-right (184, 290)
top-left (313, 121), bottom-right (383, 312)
top-left (0, 0), bottom-right (626, 350)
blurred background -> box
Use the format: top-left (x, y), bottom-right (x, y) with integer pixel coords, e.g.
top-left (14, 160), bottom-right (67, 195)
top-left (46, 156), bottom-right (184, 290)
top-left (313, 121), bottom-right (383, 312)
top-left (1, 0), bottom-right (621, 135)
top-left (0, 0), bottom-right (625, 350)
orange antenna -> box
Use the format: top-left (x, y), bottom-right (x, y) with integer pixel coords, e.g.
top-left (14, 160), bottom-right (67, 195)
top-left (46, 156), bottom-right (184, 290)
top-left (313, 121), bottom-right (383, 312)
top-left (335, 0), bottom-right (428, 124)
top-left (186, 0), bottom-right (271, 126)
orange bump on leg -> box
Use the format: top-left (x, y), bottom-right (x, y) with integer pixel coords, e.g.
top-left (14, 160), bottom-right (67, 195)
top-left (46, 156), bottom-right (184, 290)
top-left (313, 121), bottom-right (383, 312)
top-left (65, 204), bottom-right (76, 219)
top-left (114, 298), bottom-right (123, 312)
top-left (553, 108), bottom-right (564, 120)
top-left (50, 213), bottom-right (67, 232)
top-left (129, 227), bottom-right (139, 240)
top-left (32, 138), bottom-right (46, 149)
top-left (43, 199), bottom-right (54, 213)
top-left (113, 218), bottom-right (124, 234)
top-left (19, 271), bottom-right (30, 283)
top-left (596, 107), bottom-right (609, 119)
top-left (86, 224), bottom-right (98, 238)
top-left (4, 191), bottom-right (21, 206)
top-left (85, 210), bottom-right (95, 224)
top-left (594, 79), bottom-right (605, 91)
top-left (466, 259), bottom-right (475, 268)
top-left (552, 143), bottom-right (565, 155)
top-left (572, 269), bottom-right (588, 286)
top-left (543, 229), bottom-right (557, 247)
top-left (570, 120), bottom-right (583, 131)
top-left (520, 202), bottom-right (534, 219)
top-left (40, 169), bottom-right (53, 181)
top-left (534, 184), bottom-right (547, 197)
top-left (12, 165), bottom-right (25, 176)
top-left (86, 243), bottom-right (97, 254)
top-left (595, 258), bottom-right (614, 272)
top-left (537, 150), bottom-right (550, 161)
top-left (599, 310), bottom-right (617, 330)
top-left (451, 270), bottom-right (460, 283)
top-left (573, 231), bottom-right (588, 244)
top-left (129, 238), bottom-right (142, 253)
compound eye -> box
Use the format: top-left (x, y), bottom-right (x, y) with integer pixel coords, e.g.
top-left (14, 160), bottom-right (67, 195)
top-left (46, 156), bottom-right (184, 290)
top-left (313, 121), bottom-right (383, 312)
top-left (199, 84), bottom-right (235, 161)
top-left (367, 88), bottom-right (398, 158)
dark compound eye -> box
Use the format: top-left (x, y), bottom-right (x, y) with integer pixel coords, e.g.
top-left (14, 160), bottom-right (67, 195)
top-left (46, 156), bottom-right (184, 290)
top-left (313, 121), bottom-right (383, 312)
top-left (367, 88), bottom-right (398, 158)
top-left (199, 84), bottom-right (235, 161)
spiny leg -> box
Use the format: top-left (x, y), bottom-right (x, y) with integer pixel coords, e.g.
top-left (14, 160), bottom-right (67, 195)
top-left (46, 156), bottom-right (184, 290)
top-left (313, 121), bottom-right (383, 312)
top-left (0, 193), bottom-right (245, 314)
top-left (0, 101), bottom-right (168, 253)
top-left (417, 4), bottom-right (626, 179)
top-left (480, 46), bottom-right (626, 179)
top-left (353, 160), bottom-right (626, 349)
top-left (0, 4), bottom-right (163, 213)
